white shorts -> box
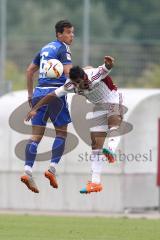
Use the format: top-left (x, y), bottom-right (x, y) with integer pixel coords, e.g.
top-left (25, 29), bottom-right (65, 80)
top-left (86, 91), bottom-right (123, 132)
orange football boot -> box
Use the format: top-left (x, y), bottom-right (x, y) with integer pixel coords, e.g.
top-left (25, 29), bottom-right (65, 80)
top-left (21, 174), bottom-right (39, 193)
top-left (80, 181), bottom-right (103, 194)
top-left (44, 170), bottom-right (58, 188)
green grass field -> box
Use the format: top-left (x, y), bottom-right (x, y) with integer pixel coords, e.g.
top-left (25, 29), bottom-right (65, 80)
top-left (0, 214), bottom-right (160, 240)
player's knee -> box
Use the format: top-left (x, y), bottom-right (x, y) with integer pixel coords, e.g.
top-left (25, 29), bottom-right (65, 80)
top-left (91, 143), bottom-right (97, 150)
top-left (91, 137), bottom-right (98, 149)
top-left (108, 115), bottom-right (122, 129)
top-left (55, 129), bottom-right (67, 139)
top-left (31, 135), bottom-right (43, 142)
top-left (56, 133), bottom-right (67, 140)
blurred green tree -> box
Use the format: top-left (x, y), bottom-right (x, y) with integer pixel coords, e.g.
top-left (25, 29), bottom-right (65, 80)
top-left (103, 0), bottom-right (160, 40)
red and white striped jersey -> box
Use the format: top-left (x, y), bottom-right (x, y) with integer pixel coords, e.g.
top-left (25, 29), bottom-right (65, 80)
top-left (55, 64), bottom-right (117, 104)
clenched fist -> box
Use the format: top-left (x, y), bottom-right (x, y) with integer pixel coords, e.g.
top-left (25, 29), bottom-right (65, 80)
top-left (104, 56), bottom-right (115, 70)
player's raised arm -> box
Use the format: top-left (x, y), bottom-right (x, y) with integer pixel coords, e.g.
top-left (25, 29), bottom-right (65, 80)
top-left (91, 56), bottom-right (115, 85)
top-left (101, 55), bottom-right (115, 76)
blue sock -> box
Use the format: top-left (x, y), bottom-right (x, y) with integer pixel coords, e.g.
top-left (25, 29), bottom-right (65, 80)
top-left (51, 136), bottom-right (66, 164)
top-left (25, 140), bottom-right (39, 167)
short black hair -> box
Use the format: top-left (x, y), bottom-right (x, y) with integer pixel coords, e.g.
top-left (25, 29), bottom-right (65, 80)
top-left (69, 66), bottom-right (85, 82)
top-left (55, 20), bottom-right (73, 34)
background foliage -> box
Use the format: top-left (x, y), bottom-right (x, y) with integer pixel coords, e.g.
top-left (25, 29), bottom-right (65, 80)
top-left (4, 0), bottom-right (160, 89)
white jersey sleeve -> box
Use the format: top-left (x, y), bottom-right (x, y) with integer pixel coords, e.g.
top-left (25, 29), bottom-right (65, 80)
top-left (54, 79), bottom-right (74, 97)
top-left (88, 64), bottom-right (111, 86)
top-left (54, 86), bottom-right (67, 97)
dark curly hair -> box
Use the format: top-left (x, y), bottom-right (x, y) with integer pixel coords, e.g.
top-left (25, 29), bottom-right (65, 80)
top-left (69, 66), bottom-right (85, 83)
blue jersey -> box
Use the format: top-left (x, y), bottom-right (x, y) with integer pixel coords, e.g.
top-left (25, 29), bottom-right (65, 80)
top-left (33, 40), bottom-right (72, 87)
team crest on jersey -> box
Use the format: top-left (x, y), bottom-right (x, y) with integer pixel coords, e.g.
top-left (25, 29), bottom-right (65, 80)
top-left (66, 53), bottom-right (71, 60)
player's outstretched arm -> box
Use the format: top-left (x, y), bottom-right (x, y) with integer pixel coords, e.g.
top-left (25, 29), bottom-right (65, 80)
top-left (25, 92), bottom-right (57, 121)
top-left (25, 84), bottom-right (68, 121)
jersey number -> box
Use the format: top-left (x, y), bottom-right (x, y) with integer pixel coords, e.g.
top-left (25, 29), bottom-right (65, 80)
top-left (39, 51), bottom-right (49, 78)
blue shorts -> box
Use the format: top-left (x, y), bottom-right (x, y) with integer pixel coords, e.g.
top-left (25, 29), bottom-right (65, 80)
top-left (31, 87), bottom-right (71, 127)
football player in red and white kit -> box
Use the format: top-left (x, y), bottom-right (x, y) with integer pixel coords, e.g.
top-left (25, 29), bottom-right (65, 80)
top-left (26, 56), bottom-right (123, 194)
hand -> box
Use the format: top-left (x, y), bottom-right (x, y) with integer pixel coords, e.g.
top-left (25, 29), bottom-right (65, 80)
top-left (104, 56), bottom-right (115, 70)
top-left (28, 97), bottom-right (32, 108)
top-left (25, 109), bottom-right (37, 121)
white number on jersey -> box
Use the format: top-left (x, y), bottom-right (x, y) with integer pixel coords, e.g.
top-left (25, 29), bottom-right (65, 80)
top-left (39, 51), bottom-right (49, 78)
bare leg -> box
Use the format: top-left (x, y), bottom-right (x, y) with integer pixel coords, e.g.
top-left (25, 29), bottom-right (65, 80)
top-left (107, 115), bottom-right (122, 154)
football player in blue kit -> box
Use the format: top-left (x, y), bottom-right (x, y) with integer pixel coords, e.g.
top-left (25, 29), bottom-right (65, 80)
top-left (21, 20), bottom-right (74, 193)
